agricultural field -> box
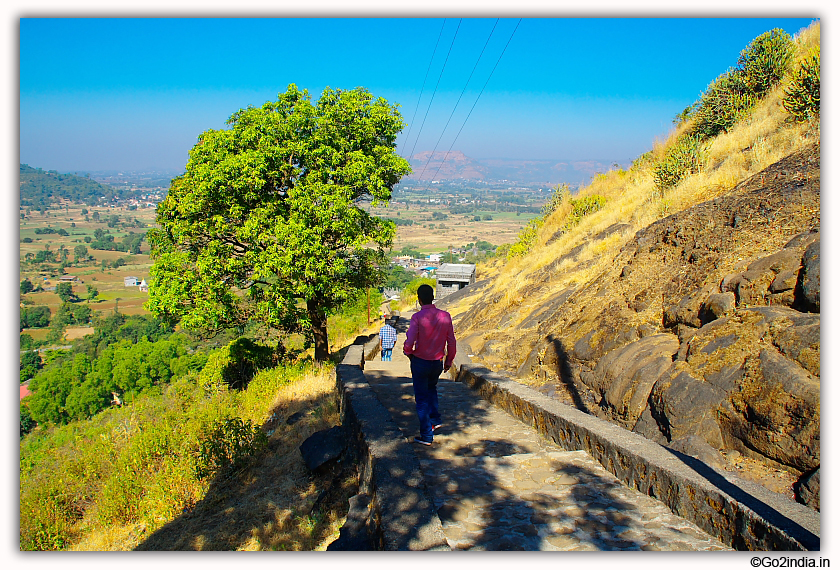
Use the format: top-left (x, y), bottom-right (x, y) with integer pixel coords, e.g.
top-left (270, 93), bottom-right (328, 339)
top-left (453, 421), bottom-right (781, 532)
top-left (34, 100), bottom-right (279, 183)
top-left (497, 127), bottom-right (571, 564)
top-left (368, 199), bottom-right (541, 254)
top-left (18, 189), bottom-right (540, 348)
top-left (19, 203), bottom-right (158, 346)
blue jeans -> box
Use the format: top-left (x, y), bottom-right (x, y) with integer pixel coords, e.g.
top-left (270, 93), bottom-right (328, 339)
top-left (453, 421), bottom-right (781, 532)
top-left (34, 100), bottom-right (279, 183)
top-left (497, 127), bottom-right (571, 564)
top-left (409, 356), bottom-right (443, 440)
top-left (381, 348), bottom-right (393, 361)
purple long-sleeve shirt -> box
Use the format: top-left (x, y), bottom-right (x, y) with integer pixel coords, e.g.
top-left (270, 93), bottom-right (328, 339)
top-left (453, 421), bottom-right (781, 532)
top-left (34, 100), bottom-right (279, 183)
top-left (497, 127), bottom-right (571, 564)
top-left (403, 304), bottom-right (457, 368)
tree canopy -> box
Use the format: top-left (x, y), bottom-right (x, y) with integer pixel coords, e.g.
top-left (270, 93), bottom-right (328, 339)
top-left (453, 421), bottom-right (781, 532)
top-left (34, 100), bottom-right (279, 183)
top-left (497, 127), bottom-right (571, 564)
top-left (148, 84), bottom-right (411, 360)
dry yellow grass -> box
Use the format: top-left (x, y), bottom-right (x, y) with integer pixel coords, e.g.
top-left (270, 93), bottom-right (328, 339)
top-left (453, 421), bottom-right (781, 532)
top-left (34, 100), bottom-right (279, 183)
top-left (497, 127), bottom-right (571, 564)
top-left (460, 22), bottom-right (820, 338)
top-left (68, 364), bottom-right (347, 552)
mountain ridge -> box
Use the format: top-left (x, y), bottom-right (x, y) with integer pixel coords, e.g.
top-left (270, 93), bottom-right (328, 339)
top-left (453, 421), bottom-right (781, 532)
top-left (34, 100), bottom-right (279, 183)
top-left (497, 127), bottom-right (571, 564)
top-left (404, 150), bottom-right (626, 186)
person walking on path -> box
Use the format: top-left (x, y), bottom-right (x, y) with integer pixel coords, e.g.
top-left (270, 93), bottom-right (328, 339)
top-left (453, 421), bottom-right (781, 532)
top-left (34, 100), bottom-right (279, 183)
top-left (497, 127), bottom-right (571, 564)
top-left (379, 318), bottom-right (397, 361)
top-left (403, 284), bottom-right (456, 446)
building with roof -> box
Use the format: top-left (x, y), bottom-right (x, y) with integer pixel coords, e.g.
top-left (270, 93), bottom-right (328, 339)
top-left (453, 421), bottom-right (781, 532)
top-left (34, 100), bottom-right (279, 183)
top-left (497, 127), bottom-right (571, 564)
top-left (435, 263), bottom-right (476, 300)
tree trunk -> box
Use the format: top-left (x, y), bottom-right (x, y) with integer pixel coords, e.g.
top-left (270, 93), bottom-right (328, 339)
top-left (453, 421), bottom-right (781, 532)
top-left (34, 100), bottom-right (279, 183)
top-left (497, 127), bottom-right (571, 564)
top-left (307, 298), bottom-right (330, 362)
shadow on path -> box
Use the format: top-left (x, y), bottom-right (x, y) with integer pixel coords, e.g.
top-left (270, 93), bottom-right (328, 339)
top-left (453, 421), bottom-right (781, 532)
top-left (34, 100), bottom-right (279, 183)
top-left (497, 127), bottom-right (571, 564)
top-left (363, 341), bottom-right (726, 551)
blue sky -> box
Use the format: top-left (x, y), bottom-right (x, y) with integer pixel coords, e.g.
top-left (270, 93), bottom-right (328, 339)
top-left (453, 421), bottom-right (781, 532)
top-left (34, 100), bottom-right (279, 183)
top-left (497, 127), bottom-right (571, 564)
top-left (19, 15), bottom-right (818, 173)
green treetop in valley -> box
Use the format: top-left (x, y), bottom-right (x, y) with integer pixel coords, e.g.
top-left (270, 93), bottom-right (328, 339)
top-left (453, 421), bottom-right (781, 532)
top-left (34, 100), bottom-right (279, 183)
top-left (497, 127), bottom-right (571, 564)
top-left (148, 84), bottom-right (411, 361)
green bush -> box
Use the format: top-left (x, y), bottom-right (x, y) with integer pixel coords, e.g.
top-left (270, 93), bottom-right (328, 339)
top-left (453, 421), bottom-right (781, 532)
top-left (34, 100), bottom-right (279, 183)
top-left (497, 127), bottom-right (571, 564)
top-left (738, 28), bottom-right (794, 97)
top-left (654, 135), bottom-right (704, 191)
top-left (568, 195), bottom-right (607, 221)
top-left (194, 416), bottom-right (268, 480)
top-left (688, 29), bottom-right (793, 140)
top-left (691, 70), bottom-right (755, 139)
top-left (19, 478), bottom-right (80, 550)
top-left (541, 183), bottom-right (570, 217)
top-left (784, 53), bottom-right (820, 122)
top-left (507, 218), bottom-right (544, 259)
top-left (199, 337), bottom-right (276, 393)
top-left (96, 460), bottom-right (144, 525)
top-left (507, 184), bottom-right (570, 259)
top-left (401, 277), bottom-right (436, 305)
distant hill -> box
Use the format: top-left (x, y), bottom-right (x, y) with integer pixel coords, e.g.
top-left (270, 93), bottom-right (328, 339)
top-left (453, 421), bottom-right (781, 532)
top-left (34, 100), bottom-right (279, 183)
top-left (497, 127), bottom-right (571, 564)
top-left (20, 164), bottom-right (125, 208)
top-left (404, 150), bottom-right (625, 186)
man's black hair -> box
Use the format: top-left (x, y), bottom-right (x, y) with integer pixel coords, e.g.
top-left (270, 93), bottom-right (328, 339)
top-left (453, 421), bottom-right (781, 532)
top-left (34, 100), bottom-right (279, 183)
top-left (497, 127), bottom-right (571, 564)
top-left (417, 284), bottom-right (435, 305)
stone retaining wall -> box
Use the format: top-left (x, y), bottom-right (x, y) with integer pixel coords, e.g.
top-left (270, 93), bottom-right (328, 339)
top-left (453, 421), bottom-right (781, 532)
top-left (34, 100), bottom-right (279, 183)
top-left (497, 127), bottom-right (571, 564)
top-left (451, 360), bottom-right (820, 551)
top-left (332, 334), bottom-right (450, 551)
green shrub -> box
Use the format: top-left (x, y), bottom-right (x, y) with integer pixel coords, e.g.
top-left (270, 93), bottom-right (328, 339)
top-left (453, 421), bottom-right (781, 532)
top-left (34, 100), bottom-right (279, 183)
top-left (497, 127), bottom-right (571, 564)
top-left (784, 53), bottom-right (820, 122)
top-left (401, 277), bottom-right (436, 305)
top-left (738, 28), bottom-right (794, 97)
top-left (568, 195), bottom-right (607, 221)
top-left (688, 29), bottom-right (793, 140)
top-left (507, 218), bottom-right (544, 259)
top-left (494, 243), bottom-right (511, 258)
top-left (199, 337), bottom-right (276, 393)
top-left (541, 183), bottom-right (570, 217)
top-left (507, 184), bottom-right (571, 259)
top-left (654, 135), bottom-right (704, 191)
top-left (194, 416), bottom-right (268, 480)
top-left (691, 69), bottom-right (755, 139)
top-left (19, 477), bottom-right (81, 550)
top-left (96, 460), bottom-right (144, 525)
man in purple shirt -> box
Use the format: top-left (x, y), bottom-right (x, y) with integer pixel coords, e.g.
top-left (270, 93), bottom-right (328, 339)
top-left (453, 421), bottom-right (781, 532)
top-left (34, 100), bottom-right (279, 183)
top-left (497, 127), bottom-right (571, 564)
top-left (403, 284), bottom-right (456, 445)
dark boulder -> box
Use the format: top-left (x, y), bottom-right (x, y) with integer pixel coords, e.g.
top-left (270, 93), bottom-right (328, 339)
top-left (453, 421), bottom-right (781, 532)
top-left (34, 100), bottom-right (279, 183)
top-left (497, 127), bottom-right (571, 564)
top-left (667, 434), bottom-right (728, 470)
top-left (794, 467), bottom-right (820, 511)
top-left (647, 371), bottom-right (727, 448)
top-left (327, 493), bottom-right (374, 550)
top-left (300, 425), bottom-right (347, 472)
top-left (679, 307), bottom-right (820, 471)
top-left (589, 334), bottom-right (679, 427)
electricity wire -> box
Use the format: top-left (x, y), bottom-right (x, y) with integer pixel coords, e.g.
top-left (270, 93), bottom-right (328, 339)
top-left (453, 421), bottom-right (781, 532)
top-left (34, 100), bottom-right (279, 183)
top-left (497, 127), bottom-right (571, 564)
top-left (414, 18), bottom-right (500, 183)
top-left (399, 19), bottom-right (447, 158)
top-left (406, 18), bottom-right (462, 162)
top-left (426, 18), bottom-right (521, 186)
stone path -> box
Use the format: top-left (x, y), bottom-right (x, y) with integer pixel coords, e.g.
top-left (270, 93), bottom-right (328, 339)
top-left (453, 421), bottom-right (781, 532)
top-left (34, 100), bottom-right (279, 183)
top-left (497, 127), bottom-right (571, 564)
top-left (363, 316), bottom-right (731, 551)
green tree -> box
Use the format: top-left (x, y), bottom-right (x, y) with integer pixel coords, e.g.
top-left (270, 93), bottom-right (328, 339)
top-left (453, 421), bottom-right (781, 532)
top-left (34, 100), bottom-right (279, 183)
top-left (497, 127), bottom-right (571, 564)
top-left (20, 306), bottom-right (51, 330)
top-left (20, 403), bottom-right (35, 437)
top-left (399, 245), bottom-right (423, 258)
top-left (86, 284), bottom-right (99, 303)
top-left (385, 264), bottom-right (415, 290)
top-left (20, 351), bottom-right (42, 383)
top-left (56, 282), bottom-right (74, 303)
top-left (148, 84), bottom-right (411, 361)
top-left (73, 244), bottom-right (88, 263)
top-left (20, 278), bottom-right (34, 294)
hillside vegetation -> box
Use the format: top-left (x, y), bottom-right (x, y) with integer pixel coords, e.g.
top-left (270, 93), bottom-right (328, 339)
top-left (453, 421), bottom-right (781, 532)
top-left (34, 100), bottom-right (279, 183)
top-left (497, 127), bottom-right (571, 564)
top-left (19, 291), bottom-right (382, 550)
top-left (20, 164), bottom-right (130, 208)
top-left (443, 23), bottom-right (820, 504)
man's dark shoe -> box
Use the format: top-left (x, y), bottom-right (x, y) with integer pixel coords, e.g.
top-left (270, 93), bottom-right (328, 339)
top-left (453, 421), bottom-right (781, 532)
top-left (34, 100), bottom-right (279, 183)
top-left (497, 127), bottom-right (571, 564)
top-left (432, 424), bottom-right (442, 431)
top-left (413, 436), bottom-right (433, 446)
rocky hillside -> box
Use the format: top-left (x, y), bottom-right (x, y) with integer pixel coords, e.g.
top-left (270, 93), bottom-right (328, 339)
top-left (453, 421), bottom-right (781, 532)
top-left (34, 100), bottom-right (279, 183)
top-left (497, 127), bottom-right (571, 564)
top-left (437, 22), bottom-right (821, 510)
top-left (442, 142), bottom-right (820, 510)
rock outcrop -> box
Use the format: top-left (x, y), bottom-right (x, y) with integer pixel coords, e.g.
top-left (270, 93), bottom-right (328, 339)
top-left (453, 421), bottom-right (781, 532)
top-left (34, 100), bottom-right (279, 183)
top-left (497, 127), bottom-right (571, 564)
top-left (451, 142), bottom-right (820, 509)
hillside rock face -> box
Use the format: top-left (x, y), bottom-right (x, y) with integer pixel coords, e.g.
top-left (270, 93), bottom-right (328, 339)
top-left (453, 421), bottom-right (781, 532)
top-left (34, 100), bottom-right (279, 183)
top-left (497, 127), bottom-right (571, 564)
top-left (452, 142), bottom-right (820, 509)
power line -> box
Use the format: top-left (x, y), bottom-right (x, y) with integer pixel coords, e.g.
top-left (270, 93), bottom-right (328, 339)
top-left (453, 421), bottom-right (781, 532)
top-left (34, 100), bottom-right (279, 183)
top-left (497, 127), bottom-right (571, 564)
top-left (399, 19), bottom-right (447, 158)
top-left (427, 19), bottom-right (521, 186)
top-left (414, 19), bottom-right (500, 183)
top-left (406, 18), bottom-right (462, 163)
